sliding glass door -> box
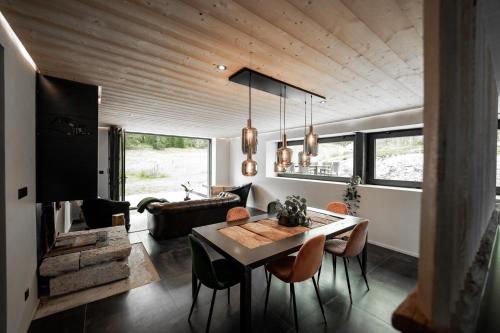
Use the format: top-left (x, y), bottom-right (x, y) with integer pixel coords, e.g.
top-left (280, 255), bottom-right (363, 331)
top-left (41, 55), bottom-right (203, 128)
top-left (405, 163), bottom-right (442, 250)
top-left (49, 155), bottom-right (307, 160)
top-left (124, 132), bottom-right (211, 208)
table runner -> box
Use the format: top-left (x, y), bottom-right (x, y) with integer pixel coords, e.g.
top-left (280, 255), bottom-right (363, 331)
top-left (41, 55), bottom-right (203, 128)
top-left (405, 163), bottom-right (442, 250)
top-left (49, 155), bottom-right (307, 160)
top-left (219, 212), bottom-right (342, 249)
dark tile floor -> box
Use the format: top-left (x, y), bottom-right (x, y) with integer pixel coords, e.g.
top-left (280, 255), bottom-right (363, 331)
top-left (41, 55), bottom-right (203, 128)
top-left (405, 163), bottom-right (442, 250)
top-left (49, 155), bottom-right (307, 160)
top-left (30, 209), bottom-right (417, 333)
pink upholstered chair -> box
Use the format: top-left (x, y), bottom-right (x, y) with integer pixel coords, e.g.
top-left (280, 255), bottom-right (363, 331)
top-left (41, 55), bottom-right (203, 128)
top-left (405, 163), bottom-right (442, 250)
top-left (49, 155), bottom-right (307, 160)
top-left (226, 207), bottom-right (250, 222)
top-left (326, 201), bottom-right (351, 240)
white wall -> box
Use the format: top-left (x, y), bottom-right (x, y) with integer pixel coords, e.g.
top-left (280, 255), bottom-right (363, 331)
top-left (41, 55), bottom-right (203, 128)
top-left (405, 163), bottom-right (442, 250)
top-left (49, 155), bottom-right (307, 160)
top-left (1, 22), bottom-right (38, 333)
top-left (212, 138), bottom-right (231, 186)
top-left (229, 109), bottom-right (423, 256)
top-left (97, 128), bottom-right (109, 199)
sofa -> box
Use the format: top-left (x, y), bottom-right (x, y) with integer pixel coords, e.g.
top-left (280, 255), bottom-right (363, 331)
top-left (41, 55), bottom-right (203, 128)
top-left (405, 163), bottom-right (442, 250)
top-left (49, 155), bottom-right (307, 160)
top-left (146, 193), bottom-right (241, 239)
top-left (211, 183), bottom-right (252, 208)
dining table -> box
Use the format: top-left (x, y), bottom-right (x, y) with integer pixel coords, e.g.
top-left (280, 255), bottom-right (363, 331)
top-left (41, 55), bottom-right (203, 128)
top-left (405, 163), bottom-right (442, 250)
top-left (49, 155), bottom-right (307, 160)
top-left (191, 207), bottom-right (369, 333)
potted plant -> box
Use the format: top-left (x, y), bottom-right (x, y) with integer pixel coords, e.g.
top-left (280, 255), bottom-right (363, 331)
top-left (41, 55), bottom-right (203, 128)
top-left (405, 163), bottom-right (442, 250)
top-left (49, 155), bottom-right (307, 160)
top-left (343, 175), bottom-right (361, 215)
top-left (181, 181), bottom-right (193, 201)
top-left (274, 195), bottom-right (309, 227)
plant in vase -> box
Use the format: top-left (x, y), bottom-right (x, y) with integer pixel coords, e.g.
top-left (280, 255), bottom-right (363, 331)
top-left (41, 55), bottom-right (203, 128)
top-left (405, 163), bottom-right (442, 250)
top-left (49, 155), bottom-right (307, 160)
top-left (343, 175), bottom-right (362, 215)
top-left (181, 181), bottom-right (193, 201)
top-left (274, 195), bottom-right (310, 227)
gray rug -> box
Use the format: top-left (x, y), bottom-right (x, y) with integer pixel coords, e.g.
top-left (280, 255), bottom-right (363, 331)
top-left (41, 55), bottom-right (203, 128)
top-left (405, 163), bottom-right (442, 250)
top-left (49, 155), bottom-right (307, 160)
top-left (34, 242), bottom-right (160, 319)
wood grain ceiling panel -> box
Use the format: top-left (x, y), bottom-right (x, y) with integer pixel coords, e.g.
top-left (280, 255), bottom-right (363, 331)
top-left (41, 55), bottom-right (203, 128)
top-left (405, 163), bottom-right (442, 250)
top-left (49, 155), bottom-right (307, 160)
top-left (0, 0), bottom-right (423, 138)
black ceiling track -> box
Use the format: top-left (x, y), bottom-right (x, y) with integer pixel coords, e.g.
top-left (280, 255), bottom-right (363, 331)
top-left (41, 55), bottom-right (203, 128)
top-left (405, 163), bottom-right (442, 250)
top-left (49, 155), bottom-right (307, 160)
top-left (228, 68), bottom-right (326, 101)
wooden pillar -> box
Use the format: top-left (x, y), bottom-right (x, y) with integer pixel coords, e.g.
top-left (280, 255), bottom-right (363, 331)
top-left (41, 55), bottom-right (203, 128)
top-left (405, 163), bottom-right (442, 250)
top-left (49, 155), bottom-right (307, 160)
top-left (394, 0), bottom-right (499, 331)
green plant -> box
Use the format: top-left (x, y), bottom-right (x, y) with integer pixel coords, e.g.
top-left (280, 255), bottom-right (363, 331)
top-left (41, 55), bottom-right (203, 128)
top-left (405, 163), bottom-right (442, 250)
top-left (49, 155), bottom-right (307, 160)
top-left (343, 175), bottom-right (361, 215)
top-left (275, 195), bottom-right (308, 225)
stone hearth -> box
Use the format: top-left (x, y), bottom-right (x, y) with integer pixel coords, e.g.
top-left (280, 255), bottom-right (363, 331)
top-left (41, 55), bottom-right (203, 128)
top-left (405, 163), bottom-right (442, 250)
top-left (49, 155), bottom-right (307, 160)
top-left (39, 226), bottom-right (132, 296)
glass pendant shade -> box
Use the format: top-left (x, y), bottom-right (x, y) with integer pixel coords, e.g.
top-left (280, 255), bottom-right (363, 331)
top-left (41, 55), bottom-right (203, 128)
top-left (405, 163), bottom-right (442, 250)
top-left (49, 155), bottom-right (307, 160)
top-left (298, 150), bottom-right (311, 167)
top-left (241, 119), bottom-right (258, 154)
top-left (277, 134), bottom-right (293, 167)
top-left (274, 159), bottom-right (286, 172)
top-left (305, 125), bottom-right (319, 156)
top-left (242, 152), bottom-right (257, 176)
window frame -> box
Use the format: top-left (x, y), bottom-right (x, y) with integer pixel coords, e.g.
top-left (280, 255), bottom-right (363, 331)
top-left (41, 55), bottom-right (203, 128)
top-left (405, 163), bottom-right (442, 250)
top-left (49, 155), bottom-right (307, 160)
top-left (496, 120), bottom-right (499, 195)
top-left (277, 134), bottom-right (356, 183)
top-left (366, 128), bottom-right (423, 189)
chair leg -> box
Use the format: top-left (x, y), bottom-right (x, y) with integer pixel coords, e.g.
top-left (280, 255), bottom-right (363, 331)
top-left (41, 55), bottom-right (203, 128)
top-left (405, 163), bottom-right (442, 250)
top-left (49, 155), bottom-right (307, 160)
top-left (264, 267), bottom-right (268, 281)
top-left (343, 257), bottom-right (352, 302)
top-left (332, 254), bottom-right (337, 277)
top-left (317, 262), bottom-right (322, 283)
top-left (312, 276), bottom-right (327, 325)
top-left (264, 273), bottom-right (272, 316)
top-left (188, 281), bottom-right (202, 322)
top-left (205, 289), bottom-right (217, 333)
top-left (290, 283), bottom-right (299, 333)
top-left (227, 287), bottom-right (230, 304)
top-left (357, 255), bottom-right (370, 290)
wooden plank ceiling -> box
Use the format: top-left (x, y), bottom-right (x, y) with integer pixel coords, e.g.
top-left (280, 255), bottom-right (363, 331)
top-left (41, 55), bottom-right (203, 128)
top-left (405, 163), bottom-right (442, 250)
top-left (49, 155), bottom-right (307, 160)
top-left (0, 0), bottom-right (423, 138)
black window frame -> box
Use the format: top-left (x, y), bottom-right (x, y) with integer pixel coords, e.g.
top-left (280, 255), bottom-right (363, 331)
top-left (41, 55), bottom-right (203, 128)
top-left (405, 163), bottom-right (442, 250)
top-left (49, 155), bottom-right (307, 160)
top-left (277, 134), bottom-right (356, 183)
top-left (496, 120), bottom-right (499, 195)
top-left (366, 128), bottom-right (423, 189)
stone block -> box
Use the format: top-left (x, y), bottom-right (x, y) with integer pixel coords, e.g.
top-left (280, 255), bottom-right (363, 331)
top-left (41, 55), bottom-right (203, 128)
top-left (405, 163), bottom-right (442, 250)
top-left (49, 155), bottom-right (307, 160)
top-left (49, 259), bottom-right (130, 296)
top-left (40, 252), bottom-right (80, 277)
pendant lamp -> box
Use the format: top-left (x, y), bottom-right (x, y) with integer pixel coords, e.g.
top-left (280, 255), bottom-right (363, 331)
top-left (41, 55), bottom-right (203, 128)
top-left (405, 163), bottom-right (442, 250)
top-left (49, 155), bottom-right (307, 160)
top-left (242, 151), bottom-right (257, 176)
top-left (242, 72), bottom-right (257, 154)
top-left (274, 89), bottom-right (286, 172)
top-left (305, 94), bottom-right (319, 156)
top-left (277, 86), bottom-right (293, 168)
top-left (299, 96), bottom-right (311, 167)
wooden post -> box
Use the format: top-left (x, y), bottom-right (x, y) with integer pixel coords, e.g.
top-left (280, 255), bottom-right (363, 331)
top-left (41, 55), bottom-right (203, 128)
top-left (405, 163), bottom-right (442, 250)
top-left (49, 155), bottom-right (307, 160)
top-left (111, 213), bottom-right (125, 227)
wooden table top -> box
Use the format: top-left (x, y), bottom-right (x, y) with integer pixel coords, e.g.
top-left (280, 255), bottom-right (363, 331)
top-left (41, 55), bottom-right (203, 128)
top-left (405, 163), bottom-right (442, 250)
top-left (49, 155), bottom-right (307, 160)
top-left (192, 207), bottom-right (368, 268)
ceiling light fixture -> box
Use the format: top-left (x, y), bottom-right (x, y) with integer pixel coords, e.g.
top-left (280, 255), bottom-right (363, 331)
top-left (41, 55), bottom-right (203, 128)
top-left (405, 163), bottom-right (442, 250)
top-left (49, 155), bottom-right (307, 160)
top-left (305, 94), bottom-right (319, 156)
top-left (277, 86), bottom-right (293, 168)
top-left (216, 64), bottom-right (227, 71)
top-left (241, 72), bottom-right (258, 176)
top-left (319, 100), bottom-right (326, 104)
top-left (299, 95), bottom-right (311, 167)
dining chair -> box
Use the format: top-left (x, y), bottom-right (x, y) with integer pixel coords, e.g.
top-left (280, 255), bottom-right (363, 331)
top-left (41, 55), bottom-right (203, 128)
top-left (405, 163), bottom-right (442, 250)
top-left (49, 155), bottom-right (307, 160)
top-left (226, 207), bottom-right (250, 222)
top-left (267, 201), bottom-right (277, 214)
top-left (188, 235), bottom-right (241, 333)
top-left (264, 234), bottom-right (327, 332)
top-left (323, 220), bottom-right (369, 302)
top-left (326, 201), bottom-right (351, 240)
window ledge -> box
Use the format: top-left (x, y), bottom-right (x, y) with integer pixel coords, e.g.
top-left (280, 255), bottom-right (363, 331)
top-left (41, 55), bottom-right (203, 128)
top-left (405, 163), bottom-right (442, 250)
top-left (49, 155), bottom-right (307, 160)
top-left (267, 175), bottom-right (423, 192)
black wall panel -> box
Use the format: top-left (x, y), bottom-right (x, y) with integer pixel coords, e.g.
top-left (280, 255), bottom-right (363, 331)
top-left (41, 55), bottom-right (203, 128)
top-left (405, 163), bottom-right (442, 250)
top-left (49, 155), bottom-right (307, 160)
top-left (36, 74), bottom-right (98, 202)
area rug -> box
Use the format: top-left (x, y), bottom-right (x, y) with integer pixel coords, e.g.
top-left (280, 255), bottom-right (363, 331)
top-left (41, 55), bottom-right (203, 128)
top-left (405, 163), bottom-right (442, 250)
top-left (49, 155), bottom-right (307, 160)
top-left (34, 242), bottom-right (160, 319)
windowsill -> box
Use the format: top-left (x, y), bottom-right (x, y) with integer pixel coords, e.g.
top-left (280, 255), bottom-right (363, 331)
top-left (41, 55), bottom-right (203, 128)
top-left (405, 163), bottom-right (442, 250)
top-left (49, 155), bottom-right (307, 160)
top-left (267, 174), bottom-right (423, 192)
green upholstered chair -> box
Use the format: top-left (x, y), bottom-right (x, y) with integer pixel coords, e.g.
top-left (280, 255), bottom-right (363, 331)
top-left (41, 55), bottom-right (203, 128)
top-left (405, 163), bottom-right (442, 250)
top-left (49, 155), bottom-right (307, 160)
top-left (267, 201), bottom-right (278, 214)
top-left (188, 235), bottom-right (240, 333)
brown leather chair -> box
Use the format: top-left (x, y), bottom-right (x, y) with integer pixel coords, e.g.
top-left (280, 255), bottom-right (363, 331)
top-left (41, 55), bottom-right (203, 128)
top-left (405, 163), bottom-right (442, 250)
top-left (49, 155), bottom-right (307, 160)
top-left (324, 220), bottom-right (370, 302)
top-left (326, 201), bottom-right (351, 240)
top-left (264, 235), bottom-right (327, 332)
top-left (326, 201), bottom-right (348, 215)
top-left (226, 207), bottom-right (250, 222)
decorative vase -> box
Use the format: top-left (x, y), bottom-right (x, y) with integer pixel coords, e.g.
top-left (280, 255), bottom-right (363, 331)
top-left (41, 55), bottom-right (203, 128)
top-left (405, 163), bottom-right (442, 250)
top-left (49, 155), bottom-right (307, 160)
top-left (278, 215), bottom-right (299, 227)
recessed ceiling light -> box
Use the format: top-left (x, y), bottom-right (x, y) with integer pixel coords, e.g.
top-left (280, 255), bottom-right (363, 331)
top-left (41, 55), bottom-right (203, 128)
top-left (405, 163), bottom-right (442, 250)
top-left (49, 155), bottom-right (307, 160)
top-left (319, 100), bottom-right (326, 104)
top-left (216, 64), bottom-right (227, 71)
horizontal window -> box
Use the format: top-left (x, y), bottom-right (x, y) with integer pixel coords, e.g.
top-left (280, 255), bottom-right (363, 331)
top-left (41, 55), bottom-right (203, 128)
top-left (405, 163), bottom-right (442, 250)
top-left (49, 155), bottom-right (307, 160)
top-left (367, 129), bottom-right (423, 188)
top-left (277, 136), bottom-right (355, 182)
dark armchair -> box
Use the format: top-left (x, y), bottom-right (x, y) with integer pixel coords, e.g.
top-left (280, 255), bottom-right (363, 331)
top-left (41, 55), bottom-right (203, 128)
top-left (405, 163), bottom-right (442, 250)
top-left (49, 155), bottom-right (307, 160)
top-left (227, 183), bottom-right (252, 208)
top-left (81, 198), bottom-right (131, 231)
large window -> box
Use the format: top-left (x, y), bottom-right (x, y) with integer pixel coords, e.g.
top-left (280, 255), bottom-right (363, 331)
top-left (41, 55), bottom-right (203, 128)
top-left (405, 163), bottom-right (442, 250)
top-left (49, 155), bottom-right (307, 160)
top-left (367, 129), bottom-right (423, 188)
top-left (277, 136), bottom-right (355, 182)
top-left (125, 133), bottom-right (211, 207)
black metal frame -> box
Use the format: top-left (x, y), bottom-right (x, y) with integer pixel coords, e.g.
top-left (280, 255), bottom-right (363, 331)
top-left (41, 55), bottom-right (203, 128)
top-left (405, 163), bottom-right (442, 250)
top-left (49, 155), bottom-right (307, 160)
top-left (277, 135), bottom-right (356, 182)
top-left (123, 131), bottom-right (212, 208)
top-left (366, 128), bottom-right (423, 189)
top-left (496, 120), bottom-right (500, 195)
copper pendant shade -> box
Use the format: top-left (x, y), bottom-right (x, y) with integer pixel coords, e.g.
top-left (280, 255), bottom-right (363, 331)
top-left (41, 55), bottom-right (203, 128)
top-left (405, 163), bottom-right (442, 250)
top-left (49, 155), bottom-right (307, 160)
top-left (277, 86), bottom-right (293, 168)
top-left (305, 94), bottom-right (319, 156)
top-left (299, 96), bottom-right (311, 167)
top-left (242, 151), bottom-right (257, 176)
top-left (241, 72), bottom-right (258, 155)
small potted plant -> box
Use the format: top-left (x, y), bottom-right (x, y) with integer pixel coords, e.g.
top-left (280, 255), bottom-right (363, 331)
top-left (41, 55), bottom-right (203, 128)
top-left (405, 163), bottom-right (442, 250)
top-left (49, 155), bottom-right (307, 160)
top-left (181, 181), bottom-right (193, 201)
top-left (343, 175), bottom-right (361, 215)
top-left (274, 195), bottom-right (309, 227)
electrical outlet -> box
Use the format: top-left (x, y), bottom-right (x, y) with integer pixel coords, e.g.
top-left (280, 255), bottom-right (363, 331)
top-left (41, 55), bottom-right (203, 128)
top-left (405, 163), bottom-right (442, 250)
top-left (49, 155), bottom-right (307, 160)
top-left (24, 288), bottom-right (29, 301)
top-left (18, 187), bottom-right (28, 199)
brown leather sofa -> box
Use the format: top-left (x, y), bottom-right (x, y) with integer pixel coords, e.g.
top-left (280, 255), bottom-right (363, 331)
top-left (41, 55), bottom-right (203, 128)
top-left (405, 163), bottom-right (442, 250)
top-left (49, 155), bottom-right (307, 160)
top-left (146, 193), bottom-right (241, 239)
